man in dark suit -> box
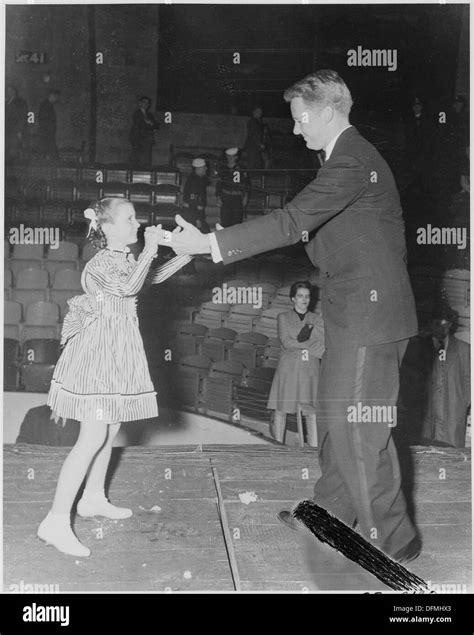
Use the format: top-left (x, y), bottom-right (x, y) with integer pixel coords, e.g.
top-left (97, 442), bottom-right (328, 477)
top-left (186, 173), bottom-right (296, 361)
top-left (158, 70), bottom-right (420, 562)
top-left (129, 95), bottom-right (160, 168)
top-left (38, 89), bottom-right (60, 161)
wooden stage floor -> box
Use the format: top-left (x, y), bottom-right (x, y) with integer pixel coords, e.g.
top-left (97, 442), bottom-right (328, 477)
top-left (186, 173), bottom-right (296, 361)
top-left (4, 443), bottom-right (472, 593)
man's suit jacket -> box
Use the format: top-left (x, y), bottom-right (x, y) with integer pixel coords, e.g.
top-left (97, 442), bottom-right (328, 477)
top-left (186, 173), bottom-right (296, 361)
top-left (214, 126), bottom-right (418, 349)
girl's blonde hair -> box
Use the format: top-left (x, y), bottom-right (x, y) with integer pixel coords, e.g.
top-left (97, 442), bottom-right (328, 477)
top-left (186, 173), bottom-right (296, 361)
top-left (87, 197), bottom-right (130, 249)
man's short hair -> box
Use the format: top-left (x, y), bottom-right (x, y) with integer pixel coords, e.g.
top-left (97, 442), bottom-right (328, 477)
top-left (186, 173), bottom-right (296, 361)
top-left (284, 69), bottom-right (353, 115)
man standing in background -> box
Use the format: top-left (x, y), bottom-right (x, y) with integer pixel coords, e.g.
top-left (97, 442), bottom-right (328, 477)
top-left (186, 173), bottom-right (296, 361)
top-left (38, 89), bottom-right (60, 161)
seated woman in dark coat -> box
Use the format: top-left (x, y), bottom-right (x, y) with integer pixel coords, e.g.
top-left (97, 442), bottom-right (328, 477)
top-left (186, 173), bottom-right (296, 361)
top-left (267, 281), bottom-right (325, 446)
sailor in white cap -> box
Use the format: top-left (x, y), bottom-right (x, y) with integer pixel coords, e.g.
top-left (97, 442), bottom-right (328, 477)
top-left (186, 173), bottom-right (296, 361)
top-left (182, 157), bottom-right (210, 232)
top-left (216, 147), bottom-right (249, 227)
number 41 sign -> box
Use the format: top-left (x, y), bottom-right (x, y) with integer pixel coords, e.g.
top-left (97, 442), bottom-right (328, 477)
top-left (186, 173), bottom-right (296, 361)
top-left (16, 51), bottom-right (47, 64)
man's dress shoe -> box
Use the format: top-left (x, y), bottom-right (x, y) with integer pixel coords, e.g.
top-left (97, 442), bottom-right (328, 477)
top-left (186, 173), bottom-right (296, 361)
top-left (277, 510), bottom-right (301, 531)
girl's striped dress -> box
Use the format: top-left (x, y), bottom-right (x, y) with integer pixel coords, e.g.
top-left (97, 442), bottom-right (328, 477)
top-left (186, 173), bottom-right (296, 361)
top-left (47, 247), bottom-right (158, 424)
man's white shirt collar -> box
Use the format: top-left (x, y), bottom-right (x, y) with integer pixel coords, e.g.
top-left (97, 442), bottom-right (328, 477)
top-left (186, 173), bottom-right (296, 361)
top-left (324, 124), bottom-right (352, 161)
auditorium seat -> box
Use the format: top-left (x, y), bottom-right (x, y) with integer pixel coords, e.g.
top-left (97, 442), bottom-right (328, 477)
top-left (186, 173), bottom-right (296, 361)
top-left (20, 363), bottom-right (56, 393)
top-left (153, 184), bottom-right (179, 206)
top-left (234, 365), bottom-right (275, 421)
top-left (268, 285), bottom-right (292, 310)
top-left (4, 338), bottom-right (21, 391)
top-left (267, 192), bottom-right (286, 209)
top-left (101, 182), bottom-right (128, 199)
top-left (258, 282), bottom-right (278, 306)
top-left (4, 300), bottom-right (22, 340)
top-left (253, 307), bottom-right (286, 338)
top-left (248, 171), bottom-right (264, 189)
top-left (152, 205), bottom-right (181, 227)
top-left (245, 191), bottom-right (268, 217)
top-left (4, 268), bottom-right (12, 300)
top-left (24, 179), bottom-right (49, 201)
top-left (11, 199), bottom-right (42, 227)
top-left (59, 147), bottom-right (82, 163)
top-left (131, 170), bottom-right (153, 185)
top-left (194, 301), bottom-right (230, 329)
top-left (442, 269), bottom-right (470, 308)
top-left (22, 301), bottom-right (60, 341)
top-left (202, 360), bottom-right (245, 416)
top-left (174, 323), bottom-right (208, 357)
top-left (41, 203), bottom-right (70, 227)
top-left (10, 244), bottom-right (45, 279)
top-left (129, 183), bottom-right (154, 205)
top-left (105, 165), bottom-right (130, 184)
top-left (75, 182), bottom-right (102, 203)
top-left (261, 336), bottom-right (282, 368)
top-left (44, 241), bottom-right (79, 275)
top-left (129, 203), bottom-right (152, 225)
top-left (153, 167), bottom-right (180, 187)
top-left (80, 165), bottom-right (103, 183)
top-left (176, 354), bottom-right (212, 407)
top-left (27, 165), bottom-right (55, 184)
top-left (50, 269), bottom-right (83, 318)
top-left (12, 268), bottom-right (49, 311)
top-left (55, 164), bottom-right (80, 182)
top-left (47, 180), bottom-right (77, 202)
top-left (228, 331), bottom-right (268, 368)
top-left (21, 338), bottom-right (61, 364)
top-left (262, 170), bottom-right (292, 193)
top-left (222, 304), bottom-right (263, 332)
top-left (200, 327), bottom-right (237, 362)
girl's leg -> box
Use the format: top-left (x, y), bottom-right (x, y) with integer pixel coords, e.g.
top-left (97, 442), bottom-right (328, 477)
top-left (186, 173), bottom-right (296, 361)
top-left (51, 420), bottom-right (108, 514)
top-left (270, 410), bottom-right (287, 443)
top-left (83, 423), bottom-right (121, 493)
top-left (37, 420), bottom-right (108, 557)
top-left (78, 423), bottom-right (132, 519)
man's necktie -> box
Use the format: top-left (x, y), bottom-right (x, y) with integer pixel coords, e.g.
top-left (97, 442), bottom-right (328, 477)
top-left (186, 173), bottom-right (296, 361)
top-left (319, 150), bottom-right (326, 164)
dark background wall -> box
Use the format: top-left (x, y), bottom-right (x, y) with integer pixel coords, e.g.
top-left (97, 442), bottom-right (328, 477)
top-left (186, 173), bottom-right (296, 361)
top-left (5, 3), bottom-right (469, 163)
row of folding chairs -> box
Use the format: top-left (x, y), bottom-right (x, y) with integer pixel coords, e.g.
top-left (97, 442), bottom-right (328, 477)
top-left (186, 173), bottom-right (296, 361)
top-left (4, 337), bottom-right (60, 392)
top-left (5, 300), bottom-right (62, 342)
top-left (171, 324), bottom-right (282, 368)
top-left (5, 270), bottom-right (82, 317)
top-left (174, 354), bottom-right (284, 418)
top-left (6, 164), bottom-right (181, 187)
top-left (6, 180), bottom-right (181, 205)
top-left (5, 240), bottom-right (94, 270)
top-left (5, 199), bottom-right (181, 230)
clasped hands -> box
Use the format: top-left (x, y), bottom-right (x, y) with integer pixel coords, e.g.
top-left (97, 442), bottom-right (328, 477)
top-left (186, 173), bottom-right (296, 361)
top-left (148, 214), bottom-right (223, 256)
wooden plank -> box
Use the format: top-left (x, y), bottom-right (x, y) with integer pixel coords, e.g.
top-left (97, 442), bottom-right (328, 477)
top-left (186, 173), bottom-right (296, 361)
top-left (217, 480), bottom-right (470, 503)
top-left (221, 500), bottom-right (471, 527)
top-left (5, 579), bottom-right (233, 593)
top-left (220, 521), bottom-right (471, 554)
top-left (4, 548), bottom-right (234, 591)
top-left (214, 461), bottom-right (471, 482)
top-left (233, 545), bottom-right (471, 584)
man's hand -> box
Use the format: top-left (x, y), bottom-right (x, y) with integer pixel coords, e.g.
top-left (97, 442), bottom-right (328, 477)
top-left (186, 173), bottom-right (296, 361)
top-left (156, 214), bottom-right (212, 256)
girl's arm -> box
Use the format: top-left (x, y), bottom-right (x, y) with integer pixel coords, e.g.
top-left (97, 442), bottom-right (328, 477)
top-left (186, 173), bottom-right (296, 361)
top-left (85, 247), bottom-right (157, 297)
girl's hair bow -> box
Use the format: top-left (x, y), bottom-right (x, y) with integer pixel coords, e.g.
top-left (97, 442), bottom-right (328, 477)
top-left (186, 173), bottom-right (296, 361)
top-left (84, 208), bottom-right (98, 236)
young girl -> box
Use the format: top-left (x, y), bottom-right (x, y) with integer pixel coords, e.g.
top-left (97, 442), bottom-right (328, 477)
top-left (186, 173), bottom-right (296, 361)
top-left (37, 197), bottom-right (162, 557)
